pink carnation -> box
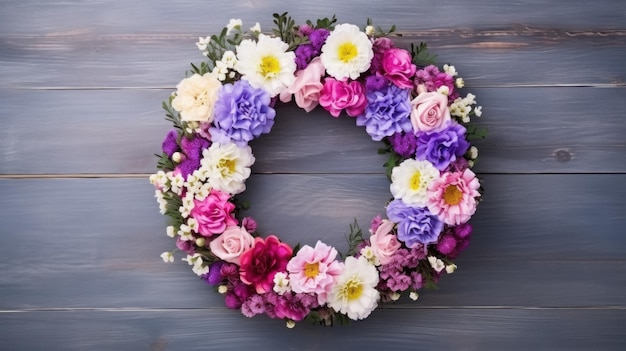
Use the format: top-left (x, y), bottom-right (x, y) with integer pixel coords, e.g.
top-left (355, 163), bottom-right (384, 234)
top-left (190, 189), bottom-right (237, 237)
top-left (427, 169), bottom-right (481, 225)
top-left (286, 241), bottom-right (344, 305)
top-left (239, 236), bottom-right (293, 294)
top-left (318, 78), bottom-right (367, 117)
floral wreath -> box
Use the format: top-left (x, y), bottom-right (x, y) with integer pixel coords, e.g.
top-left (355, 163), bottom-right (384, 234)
top-left (150, 13), bottom-right (485, 327)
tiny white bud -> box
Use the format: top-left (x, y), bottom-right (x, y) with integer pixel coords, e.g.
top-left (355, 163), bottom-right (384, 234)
top-left (195, 237), bottom-right (206, 247)
top-left (160, 252), bottom-right (174, 263)
top-left (365, 25), bottom-right (375, 36)
top-left (474, 106), bottom-right (483, 117)
top-left (443, 64), bottom-right (458, 76)
top-left (468, 160), bottom-right (475, 168)
top-left (389, 292), bottom-right (401, 301)
top-left (469, 146), bottom-right (479, 159)
top-left (172, 152), bottom-right (182, 163)
top-left (286, 320), bottom-right (296, 329)
top-left (446, 264), bottom-right (458, 274)
top-left (437, 85), bottom-right (450, 96)
top-left (166, 226), bottom-right (175, 238)
top-left (218, 285), bottom-right (228, 294)
top-left (250, 22), bottom-right (261, 33)
top-left (462, 115), bottom-right (471, 123)
top-left (455, 77), bottom-right (465, 88)
top-left (409, 292), bottom-right (419, 301)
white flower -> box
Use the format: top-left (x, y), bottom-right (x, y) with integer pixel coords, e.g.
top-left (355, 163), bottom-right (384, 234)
top-left (226, 18), bottom-right (242, 35)
top-left (218, 285), bottom-right (228, 294)
top-left (195, 183), bottom-right (212, 201)
top-left (187, 218), bottom-right (199, 232)
top-left (196, 36), bottom-right (211, 51)
top-left (446, 264), bottom-right (457, 274)
top-left (273, 272), bottom-right (291, 295)
top-left (235, 34), bottom-right (296, 97)
top-left (390, 159), bottom-right (440, 207)
top-left (443, 64), bottom-right (457, 76)
top-left (327, 256), bottom-right (379, 320)
top-left (171, 152), bottom-right (183, 163)
top-left (171, 74), bottom-right (222, 122)
top-left (320, 23), bottom-right (373, 80)
top-left (286, 320), bottom-right (296, 329)
top-left (389, 292), bottom-right (401, 301)
top-left (409, 291), bottom-right (419, 301)
top-left (184, 253), bottom-right (209, 276)
top-left (468, 146), bottom-right (479, 159)
top-left (149, 171), bottom-right (169, 191)
top-left (474, 106), bottom-right (483, 117)
top-left (455, 77), bottom-right (465, 88)
top-left (250, 22), bottom-right (261, 34)
top-left (428, 256), bottom-right (445, 273)
top-left (211, 60), bottom-right (229, 81)
top-left (201, 142), bottom-right (255, 194)
top-left (168, 173), bottom-right (185, 195)
top-left (160, 252), bottom-right (174, 263)
top-left (437, 85), bottom-right (450, 96)
top-left (359, 246), bottom-right (379, 266)
top-left (166, 226), bottom-right (175, 238)
top-left (221, 51), bottom-right (237, 69)
top-left (365, 25), bottom-right (374, 36)
top-left (155, 190), bottom-right (167, 215)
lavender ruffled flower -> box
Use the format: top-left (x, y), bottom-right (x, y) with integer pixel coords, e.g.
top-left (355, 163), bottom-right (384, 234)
top-left (386, 199), bottom-right (443, 247)
top-left (210, 80), bottom-right (276, 146)
top-left (356, 84), bottom-right (412, 141)
top-left (416, 122), bottom-right (470, 171)
top-left (388, 132), bottom-right (418, 158)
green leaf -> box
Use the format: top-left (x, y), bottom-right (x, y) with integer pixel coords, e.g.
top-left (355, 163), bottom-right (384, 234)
top-left (411, 42), bottom-right (438, 67)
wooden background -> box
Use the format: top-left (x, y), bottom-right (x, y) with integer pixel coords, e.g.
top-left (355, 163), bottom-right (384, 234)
top-left (1, 0), bottom-right (625, 349)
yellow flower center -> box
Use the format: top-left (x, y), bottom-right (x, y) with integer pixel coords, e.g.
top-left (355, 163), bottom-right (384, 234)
top-left (443, 185), bottom-right (463, 206)
top-left (195, 90), bottom-right (208, 105)
top-left (303, 262), bottom-right (320, 279)
top-left (341, 278), bottom-right (364, 301)
top-left (259, 55), bottom-right (281, 78)
top-left (218, 158), bottom-right (236, 176)
top-left (409, 171), bottom-right (422, 191)
top-left (337, 42), bottom-right (358, 63)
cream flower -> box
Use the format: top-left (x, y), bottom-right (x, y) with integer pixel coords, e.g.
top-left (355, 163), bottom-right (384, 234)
top-left (327, 256), bottom-right (379, 320)
top-left (200, 142), bottom-right (255, 194)
top-left (390, 158), bottom-right (440, 207)
top-left (235, 34), bottom-right (296, 97)
top-left (171, 74), bottom-right (222, 122)
top-left (320, 23), bottom-right (373, 80)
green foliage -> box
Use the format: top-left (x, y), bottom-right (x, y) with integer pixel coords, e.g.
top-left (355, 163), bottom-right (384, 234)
top-left (199, 26), bottom-right (244, 72)
top-left (155, 152), bottom-right (175, 172)
top-left (162, 95), bottom-right (193, 138)
top-left (306, 15), bottom-right (337, 30)
top-left (410, 42), bottom-right (438, 67)
top-left (465, 125), bottom-right (488, 141)
top-left (272, 12), bottom-right (308, 50)
top-left (343, 219), bottom-right (366, 258)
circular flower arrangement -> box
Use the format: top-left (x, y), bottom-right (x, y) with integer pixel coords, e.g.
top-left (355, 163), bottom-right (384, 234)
top-left (150, 13), bottom-right (485, 327)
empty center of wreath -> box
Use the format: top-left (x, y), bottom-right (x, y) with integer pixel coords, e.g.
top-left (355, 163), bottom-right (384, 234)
top-left (150, 14), bottom-right (485, 327)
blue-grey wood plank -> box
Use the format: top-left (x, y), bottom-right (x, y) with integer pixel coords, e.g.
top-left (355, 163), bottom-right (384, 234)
top-left (1, 88), bottom-right (625, 175)
top-left (0, 175), bottom-right (624, 309)
top-left (0, 309), bottom-right (624, 351)
top-left (1, 33), bottom-right (625, 88)
top-left (1, 0), bottom-right (625, 36)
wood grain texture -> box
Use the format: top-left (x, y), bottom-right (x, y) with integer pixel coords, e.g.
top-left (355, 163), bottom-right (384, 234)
top-left (1, 87), bottom-right (625, 175)
top-left (0, 175), bottom-right (624, 309)
top-left (1, 33), bottom-right (625, 88)
top-left (1, 309), bottom-right (624, 351)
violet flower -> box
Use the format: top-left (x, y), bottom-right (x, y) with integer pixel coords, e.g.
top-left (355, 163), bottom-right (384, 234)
top-left (356, 84), bottom-right (412, 141)
top-left (416, 122), bottom-right (469, 171)
top-left (386, 199), bottom-right (443, 247)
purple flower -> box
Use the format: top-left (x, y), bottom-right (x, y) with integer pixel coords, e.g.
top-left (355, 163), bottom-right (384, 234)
top-left (162, 130), bottom-right (179, 157)
top-left (204, 261), bottom-right (224, 285)
top-left (416, 122), bottom-right (470, 171)
top-left (365, 75), bottom-right (389, 92)
top-left (414, 65), bottom-right (458, 101)
top-left (176, 135), bottom-right (210, 178)
top-left (388, 132), bottom-right (418, 158)
top-left (356, 84), bottom-right (413, 141)
top-left (308, 29), bottom-right (330, 49)
top-left (210, 80), bottom-right (276, 146)
top-left (386, 199), bottom-right (443, 247)
top-left (295, 44), bottom-right (315, 70)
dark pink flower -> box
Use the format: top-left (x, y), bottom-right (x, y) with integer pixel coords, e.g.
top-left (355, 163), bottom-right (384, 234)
top-left (381, 48), bottom-right (416, 89)
top-left (239, 236), bottom-right (293, 293)
top-left (190, 189), bottom-right (237, 237)
top-left (319, 78), bottom-right (367, 117)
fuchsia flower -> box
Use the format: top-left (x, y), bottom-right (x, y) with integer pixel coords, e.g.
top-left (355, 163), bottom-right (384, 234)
top-left (427, 169), bottom-right (481, 225)
top-left (318, 78), bottom-right (367, 117)
top-left (381, 48), bottom-right (416, 89)
top-left (286, 241), bottom-right (343, 304)
top-left (239, 236), bottom-right (293, 293)
top-left (190, 189), bottom-right (237, 237)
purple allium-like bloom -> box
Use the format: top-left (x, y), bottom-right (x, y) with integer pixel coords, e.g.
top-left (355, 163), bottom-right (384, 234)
top-left (365, 75), bottom-right (389, 92)
top-left (309, 28), bottom-right (330, 49)
top-left (224, 292), bottom-right (242, 309)
top-left (356, 84), bottom-right (413, 141)
top-left (220, 262), bottom-right (240, 282)
top-left (436, 234), bottom-right (458, 255)
top-left (162, 130), bottom-right (179, 157)
top-left (386, 199), bottom-right (444, 247)
top-left (416, 122), bottom-right (470, 171)
top-left (295, 44), bottom-right (315, 70)
top-left (204, 261), bottom-right (224, 285)
top-left (210, 80), bottom-right (276, 146)
top-left (176, 135), bottom-right (210, 178)
top-left (274, 292), bottom-right (317, 321)
top-left (454, 223), bottom-right (473, 239)
top-left (388, 132), bottom-right (418, 158)
top-left (241, 294), bottom-right (266, 317)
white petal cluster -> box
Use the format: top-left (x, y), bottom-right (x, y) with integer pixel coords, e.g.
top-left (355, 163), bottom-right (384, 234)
top-left (390, 159), bottom-right (440, 207)
top-left (327, 256), bottom-right (380, 320)
top-left (320, 23), bottom-right (373, 80)
top-left (171, 74), bottom-right (222, 122)
top-left (200, 142), bottom-right (255, 194)
top-left (184, 253), bottom-right (209, 276)
top-left (428, 256), bottom-right (445, 273)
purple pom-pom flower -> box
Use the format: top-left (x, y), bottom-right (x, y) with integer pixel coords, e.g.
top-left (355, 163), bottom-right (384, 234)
top-left (386, 199), bottom-right (443, 247)
top-left (416, 122), bottom-right (470, 171)
top-left (210, 80), bottom-right (276, 146)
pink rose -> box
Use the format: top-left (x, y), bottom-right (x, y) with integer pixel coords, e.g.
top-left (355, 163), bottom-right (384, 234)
top-left (319, 78), bottom-right (367, 117)
top-left (382, 48), bottom-right (416, 89)
top-left (369, 219), bottom-right (401, 265)
top-left (279, 57), bottom-right (325, 112)
top-left (209, 226), bottom-right (254, 265)
top-left (190, 189), bottom-right (237, 237)
top-left (410, 91), bottom-right (451, 133)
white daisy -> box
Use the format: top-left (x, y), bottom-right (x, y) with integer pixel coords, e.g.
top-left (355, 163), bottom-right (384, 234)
top-left (235, 34), bottom-right (296, 97)
top-left (327, 256), bottom-right (379, 321)
top-left (200, 142), bottom-right (255, 194)
top-left (390, 158), bottom-right (440, 207)
top-left (320, 23), bottom-right (373, 80)
top-left (171, 73), bottom-right (222, 122)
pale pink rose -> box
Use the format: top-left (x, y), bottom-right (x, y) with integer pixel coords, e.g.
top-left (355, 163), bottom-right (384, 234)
top-left (190, 189), bottom-right (237, 237)
top-left (381, 48), bottom-right (416, 89)
top-left (279, 57), bottom-right (325, 112)
top-left (410, 92), bottom-right (451, 133)
top-left (318, 78), bottom-right (367, 117)
top-left (369, 219), bottom-right (401, 265)
top-left (209, 226), bottom-right (254, 265)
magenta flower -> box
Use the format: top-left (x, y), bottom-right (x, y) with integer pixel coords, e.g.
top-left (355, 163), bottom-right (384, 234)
top-left (381, 48), bottom-right (416, 89)
top-left (190, 189), bottom-right (237, 237)
top-left (318, 78), bottom-right (367, 117)
top-left (239, 235), bottom-right (293, 294)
